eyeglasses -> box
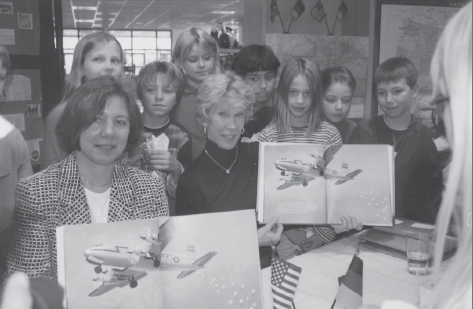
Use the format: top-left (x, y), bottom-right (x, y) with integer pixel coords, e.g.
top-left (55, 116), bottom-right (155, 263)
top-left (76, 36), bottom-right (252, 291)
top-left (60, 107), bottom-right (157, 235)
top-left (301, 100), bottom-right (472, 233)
top-left (431, 95), bottom-right (449, 136)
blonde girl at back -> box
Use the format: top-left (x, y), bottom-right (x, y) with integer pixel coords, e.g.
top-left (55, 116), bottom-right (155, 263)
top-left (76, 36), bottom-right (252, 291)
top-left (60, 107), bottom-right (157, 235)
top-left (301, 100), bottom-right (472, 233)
top-left (42, 32), bottom-right (124, 169)
top-left (171, 28), bottom-right (222, 160)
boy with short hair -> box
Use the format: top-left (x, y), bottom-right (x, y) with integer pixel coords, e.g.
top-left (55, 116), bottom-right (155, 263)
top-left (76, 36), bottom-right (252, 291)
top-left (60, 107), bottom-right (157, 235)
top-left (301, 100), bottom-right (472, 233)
top-left (129, 61), bottom-right (191, 215)
top-left (231, 45), bottom-right (280, 139)
top-left (349, 57), bottom-right (442, 224)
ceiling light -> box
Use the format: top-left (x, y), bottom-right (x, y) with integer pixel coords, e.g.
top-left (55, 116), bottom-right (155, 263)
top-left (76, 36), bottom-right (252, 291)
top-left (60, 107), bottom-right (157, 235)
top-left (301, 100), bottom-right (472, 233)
top-left (76, 19), bottom-right (95, 23)
top-left (212, 11), bottom-right (236, 14)
top-left (72, 6), bottom-right (96, 11)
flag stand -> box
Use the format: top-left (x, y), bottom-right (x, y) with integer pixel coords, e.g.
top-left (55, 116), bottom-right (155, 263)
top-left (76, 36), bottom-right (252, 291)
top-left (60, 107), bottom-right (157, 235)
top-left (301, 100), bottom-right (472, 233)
top-left (286, 16), bottom-right (295, 34)
top-left (278, 14), bottom-right (287, 33)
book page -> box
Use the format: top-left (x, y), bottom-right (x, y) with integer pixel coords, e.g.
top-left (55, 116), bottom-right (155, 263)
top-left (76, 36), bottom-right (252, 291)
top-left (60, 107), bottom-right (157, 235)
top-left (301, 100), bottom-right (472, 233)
top-left (259, 143), bottom-right (327, 224)
top-left (58, 218), bottom-right (165, 309)
top-left (326, 145), bottom-right (393, 226)
top-left (161, 210), bottom-right (263, 308)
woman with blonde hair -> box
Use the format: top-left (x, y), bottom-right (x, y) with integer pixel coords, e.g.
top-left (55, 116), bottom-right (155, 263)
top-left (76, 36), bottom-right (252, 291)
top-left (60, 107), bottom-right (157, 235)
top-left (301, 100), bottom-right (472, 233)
top-left (427, 3), bottom-right (472, 308)
top-left (171, 28), bottom-right (222, 160)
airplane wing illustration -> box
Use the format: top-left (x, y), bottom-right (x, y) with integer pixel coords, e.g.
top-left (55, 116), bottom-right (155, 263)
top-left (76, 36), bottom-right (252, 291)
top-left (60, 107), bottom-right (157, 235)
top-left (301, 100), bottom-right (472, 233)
top-left (335, 169), bottom-right (362, 185)
top-left (321, 144), bottom-right (343, 168)
top-left (177, 251), bottom-right (217, 279)
top-left (277, 175), bottom-right (315, 190)
top-left (158, 218), bottom-right (176, 251)
top-left (277, 179), bottom-right (302, 190)
top-left (89, 268), bottom-right (147, 297)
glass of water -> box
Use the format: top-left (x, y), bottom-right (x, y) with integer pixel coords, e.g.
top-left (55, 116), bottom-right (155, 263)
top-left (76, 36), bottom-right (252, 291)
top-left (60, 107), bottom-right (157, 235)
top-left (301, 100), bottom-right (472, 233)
top-left (406, 232), bottom-right (433, 276)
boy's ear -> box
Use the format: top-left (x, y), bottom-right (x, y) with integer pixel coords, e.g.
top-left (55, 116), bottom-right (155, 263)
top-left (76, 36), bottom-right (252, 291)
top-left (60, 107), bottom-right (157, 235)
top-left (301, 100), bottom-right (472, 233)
top-left (411, 84), bottom-right (419, 99)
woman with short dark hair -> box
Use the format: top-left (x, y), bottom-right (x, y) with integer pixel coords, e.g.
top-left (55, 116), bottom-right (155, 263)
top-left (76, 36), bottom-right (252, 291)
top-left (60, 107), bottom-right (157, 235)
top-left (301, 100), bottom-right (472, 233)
top-left (6, 76), bottom-right (168, 280)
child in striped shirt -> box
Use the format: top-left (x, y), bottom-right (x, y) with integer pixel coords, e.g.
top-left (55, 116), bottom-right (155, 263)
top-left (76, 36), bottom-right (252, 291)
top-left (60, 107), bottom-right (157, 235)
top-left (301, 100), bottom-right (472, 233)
top-left (259, 58), bottom-right (360, 259)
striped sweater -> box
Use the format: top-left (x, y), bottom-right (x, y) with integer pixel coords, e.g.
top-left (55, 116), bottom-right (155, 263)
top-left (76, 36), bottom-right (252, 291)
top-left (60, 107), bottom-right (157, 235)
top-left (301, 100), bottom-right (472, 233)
top-left (259, 121), bottom-right (342, 246)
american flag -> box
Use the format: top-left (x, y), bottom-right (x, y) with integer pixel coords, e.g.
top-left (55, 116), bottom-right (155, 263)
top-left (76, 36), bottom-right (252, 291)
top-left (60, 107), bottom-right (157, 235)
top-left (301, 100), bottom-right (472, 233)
top-left (270, 0), bottom-right (279, 23)
top-left (311, 0), bottom-right (327, 22)
top-left (271, 255), bottom-right (302, 309)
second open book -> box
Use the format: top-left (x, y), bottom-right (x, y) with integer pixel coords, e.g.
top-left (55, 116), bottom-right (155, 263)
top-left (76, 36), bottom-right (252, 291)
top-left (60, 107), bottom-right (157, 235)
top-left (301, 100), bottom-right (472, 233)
top-left (257, 143), bottom-right (395, 226)
top-left (57, 210), bottom-right (263, 309)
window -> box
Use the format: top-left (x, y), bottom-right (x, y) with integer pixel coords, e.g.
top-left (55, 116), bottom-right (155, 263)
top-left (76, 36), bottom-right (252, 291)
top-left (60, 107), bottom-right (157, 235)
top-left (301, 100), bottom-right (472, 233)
top-left (62, 29), bottom-right (172, 76)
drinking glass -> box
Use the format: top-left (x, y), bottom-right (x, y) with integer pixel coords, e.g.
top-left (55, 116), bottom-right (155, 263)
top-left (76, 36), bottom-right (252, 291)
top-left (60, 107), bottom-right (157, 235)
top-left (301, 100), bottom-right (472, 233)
top-left (406, 232), bottom-right (433, 276)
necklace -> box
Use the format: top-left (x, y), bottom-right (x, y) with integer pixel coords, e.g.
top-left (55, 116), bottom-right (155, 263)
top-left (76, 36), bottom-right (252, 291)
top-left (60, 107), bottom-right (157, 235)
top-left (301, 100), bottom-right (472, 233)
top-left (204, 146), bottom-right (238, 174)
top-left (80, 175), bottom-right (112, 188)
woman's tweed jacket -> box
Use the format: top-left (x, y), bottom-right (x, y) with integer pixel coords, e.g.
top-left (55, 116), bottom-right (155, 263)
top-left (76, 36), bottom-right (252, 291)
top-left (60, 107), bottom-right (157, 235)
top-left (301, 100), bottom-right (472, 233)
top-left (6, 153), bottom-right (169, 280)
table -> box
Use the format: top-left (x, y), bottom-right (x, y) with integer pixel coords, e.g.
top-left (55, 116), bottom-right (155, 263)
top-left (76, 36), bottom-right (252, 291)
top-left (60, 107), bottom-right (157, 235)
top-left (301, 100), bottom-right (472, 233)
top-left (261, 233), bottom-right (440, 308)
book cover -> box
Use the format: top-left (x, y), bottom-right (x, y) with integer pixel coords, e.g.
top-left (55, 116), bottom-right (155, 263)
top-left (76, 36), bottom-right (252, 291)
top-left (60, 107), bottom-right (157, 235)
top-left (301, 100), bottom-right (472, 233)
top-left (57, 210), bottom-right (263, 309)
top-left (257, 143), bottom-right (394, 226)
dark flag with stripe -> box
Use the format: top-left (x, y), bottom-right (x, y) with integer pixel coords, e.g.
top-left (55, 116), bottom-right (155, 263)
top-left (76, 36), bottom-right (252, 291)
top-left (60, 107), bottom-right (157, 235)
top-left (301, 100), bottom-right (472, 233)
top-left (335, 254), bottom-right (363, 309)
top-left (270, 0), bottom-right (280, 23)
top-left (311, 0), bottom-right (326, 22)
top-left (290, 0), bottom-right (305, 21)
top-left (336, 1), bottom-right (348, 21)
top-left (271, 255), bottom-right (302, 309)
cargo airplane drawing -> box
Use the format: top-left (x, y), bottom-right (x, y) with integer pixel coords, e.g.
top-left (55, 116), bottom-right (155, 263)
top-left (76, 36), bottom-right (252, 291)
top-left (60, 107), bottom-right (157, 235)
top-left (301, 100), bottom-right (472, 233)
top-left (83, 219), bottom-right (217, 297)
top-left (274, 144), bottom-right (362, 190)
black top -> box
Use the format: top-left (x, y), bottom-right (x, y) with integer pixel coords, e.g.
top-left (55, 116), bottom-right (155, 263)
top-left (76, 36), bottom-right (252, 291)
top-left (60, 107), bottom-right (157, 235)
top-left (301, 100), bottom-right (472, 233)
top-left (176, 139), bottom-right (272, 268)
top-left (241, 106), bottom-right (274, 139)
top-left (176, 139), bottom-right (258, 215)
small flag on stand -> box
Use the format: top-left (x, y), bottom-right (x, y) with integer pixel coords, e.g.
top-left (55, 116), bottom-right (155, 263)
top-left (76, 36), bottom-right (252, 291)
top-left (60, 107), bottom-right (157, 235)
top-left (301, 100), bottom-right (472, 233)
top-left (333, 253), bottom-right (363, 309)
top-left (271, 255), bottom-right (302, 309)
top-left (311, 0), bottom-right (327, 22)
top-left (336, 1), bottom-right (348, 21)
top-left (270, 0), bottom-right (280, 23)
top-left (290, 0), bottom-right (305, 21)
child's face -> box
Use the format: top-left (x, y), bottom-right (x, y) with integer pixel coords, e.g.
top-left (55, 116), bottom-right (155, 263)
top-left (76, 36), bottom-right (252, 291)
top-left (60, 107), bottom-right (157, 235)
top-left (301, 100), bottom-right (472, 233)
top-left (244, 71), bottom-right (276, 106)
top-left (288, 75), bottom-right (311, 126)
top-left (0, 60), bottom-right (6, 96)
top-left (141, 73), bottom-right (177, 118)
top-left (182, 44), bottom-right (215, 86)
top-left (81, 41), bottom-right (122, 81)
top-left (323, 82), bottom-right (353, 123)
top-left (376, 78), bottom-right (418, 120)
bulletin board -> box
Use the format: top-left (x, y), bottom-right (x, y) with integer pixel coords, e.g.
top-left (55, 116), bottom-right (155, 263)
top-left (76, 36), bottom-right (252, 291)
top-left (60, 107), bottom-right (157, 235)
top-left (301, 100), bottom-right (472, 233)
top-left (0, 69), bottom-right (43, 165)
top-left (0, 0), bottom-right (40, 55)
top-left (371, 0), bottom-right (467, 116)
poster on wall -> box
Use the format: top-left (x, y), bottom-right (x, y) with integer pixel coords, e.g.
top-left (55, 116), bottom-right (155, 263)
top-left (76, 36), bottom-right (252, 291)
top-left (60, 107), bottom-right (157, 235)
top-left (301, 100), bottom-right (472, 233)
top-left (266, 34), bottom-right (369, 119)
top-left (375, 0), bottom-right (466, 120)
top-left (0, 69), bottom-right (43, 165)
top-left (0, 0), bottom-right (39, 55)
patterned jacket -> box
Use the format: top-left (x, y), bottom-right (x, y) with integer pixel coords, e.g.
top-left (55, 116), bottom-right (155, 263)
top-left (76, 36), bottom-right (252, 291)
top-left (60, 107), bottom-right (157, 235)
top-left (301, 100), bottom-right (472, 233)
top-left (6, 153), bottom-right (168, 280)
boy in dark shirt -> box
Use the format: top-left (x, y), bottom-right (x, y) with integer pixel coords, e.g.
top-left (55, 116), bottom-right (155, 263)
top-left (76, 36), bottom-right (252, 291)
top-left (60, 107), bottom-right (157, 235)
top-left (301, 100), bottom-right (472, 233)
top-left (129, 61), bottom-right (191, 215)
top-left (231, 45), bottom-right (280, 140)
top-left (349, 57), bottom-right (442, 224)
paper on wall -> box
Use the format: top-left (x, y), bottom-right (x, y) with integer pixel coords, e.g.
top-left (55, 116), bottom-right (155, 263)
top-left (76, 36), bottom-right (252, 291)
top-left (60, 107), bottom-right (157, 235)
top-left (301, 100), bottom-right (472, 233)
top-left (0, 75), bottom-right (31, 102)
top-left (0, 29), bottom-right (14, 45)
top-left (2, 113), bottom-right (25, 132)
top-left (25, 138), bottom-right (42, 162)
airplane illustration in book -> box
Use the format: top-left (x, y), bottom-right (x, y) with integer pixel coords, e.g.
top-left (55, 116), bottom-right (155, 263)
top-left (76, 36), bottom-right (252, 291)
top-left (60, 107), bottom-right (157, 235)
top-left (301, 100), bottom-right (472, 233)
top-left (83, 218), bottom-right (217, 297)
top-left (274, 144), bottom-right (362, 190)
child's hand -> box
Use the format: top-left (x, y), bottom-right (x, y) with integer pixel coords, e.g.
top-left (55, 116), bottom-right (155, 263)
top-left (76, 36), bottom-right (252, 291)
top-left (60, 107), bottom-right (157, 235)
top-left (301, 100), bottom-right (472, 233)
top-left (299, 234), bottom-right (325, 253)
top-left (332, 215), bottom-right (362, 234)
top-left (150, 149), bottom-right (181, 178)
top-left (258, 217), bottom-right (283, 247)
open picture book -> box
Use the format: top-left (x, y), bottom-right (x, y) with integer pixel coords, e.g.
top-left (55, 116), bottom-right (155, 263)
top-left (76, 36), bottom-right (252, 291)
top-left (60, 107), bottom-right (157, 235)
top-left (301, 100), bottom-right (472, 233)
top-left (57, 210), bottom-right (263, 309)
top-left (257, 143), bottom-right (395, 225)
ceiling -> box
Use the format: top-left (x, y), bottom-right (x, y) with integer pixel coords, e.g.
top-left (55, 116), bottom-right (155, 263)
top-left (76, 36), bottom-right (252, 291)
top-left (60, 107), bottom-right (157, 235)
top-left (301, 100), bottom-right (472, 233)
top-left (62, 0), bottom-right (245, 30)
